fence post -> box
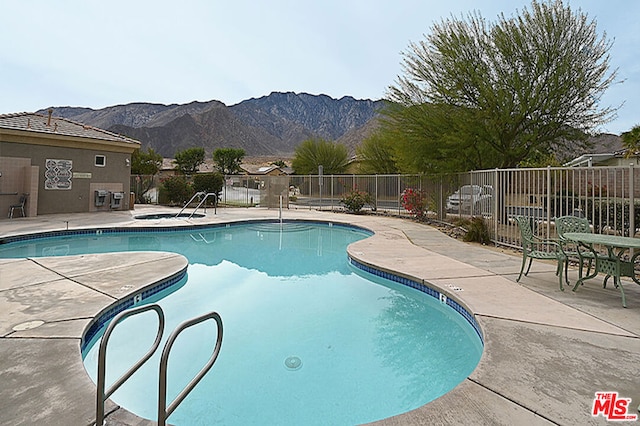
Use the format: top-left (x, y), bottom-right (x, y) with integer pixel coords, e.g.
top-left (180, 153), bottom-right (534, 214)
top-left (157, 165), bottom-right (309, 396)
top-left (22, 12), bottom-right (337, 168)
top-left (331, 175), bottom-right (334, 211)
top-left (546, 166), bottom-right (552, 237)
top-left (438, 177), bottom-right (442, 220)
top-left (308, 175), bottom-right (312, 211)
top-left (630, 163), bottom-right (635, 239)
top-left (397, 176), bottom-right (401, 216)
top-left (494, 168), bottom-right (499, 244)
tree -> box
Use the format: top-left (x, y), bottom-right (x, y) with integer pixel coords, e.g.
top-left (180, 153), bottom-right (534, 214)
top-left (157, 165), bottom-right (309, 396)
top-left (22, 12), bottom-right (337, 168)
top-left (213, 148), bottom-right (245, 175)
top-left (621, 125), bottom-right (640, 157)
top-left (387, 0), bottom-right (618, 171)
top-left (356, 130), bottom-right (399, 174)
top-left (292, 138), bottom-right (349, 175)
top-left (192, 173), bottom-right (224, 205)
top-left (174, 147), bottom-right (205, 175)
top-left (131, 147), bottom-right (162, 175)
top-left (380, 102), bottom-right (499, 173)
top-left (271, 159), bottom-right (288, 168)
top-left (131, 147), bottom-right (163, 203)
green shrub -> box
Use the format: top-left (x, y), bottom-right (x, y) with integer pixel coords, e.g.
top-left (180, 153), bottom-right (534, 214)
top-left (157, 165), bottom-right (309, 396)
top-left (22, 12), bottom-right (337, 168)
top-left (463, 217), bottom-right (491, 244)
top-left (341, 189), bottom-right (374, 213)
top-left (584, 200), bottom-right (640, 236)
top-left (161, 175), bottom-right (194, 206)
top-left (192, 173), bottom-right (224, 205)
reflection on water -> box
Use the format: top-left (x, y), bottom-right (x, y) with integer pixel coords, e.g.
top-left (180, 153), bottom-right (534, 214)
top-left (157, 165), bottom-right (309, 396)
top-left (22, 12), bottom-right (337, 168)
top-left (373, 282), bottom-right (483, 406)
top-left (0, 223), bottom-right (367, 276)
top-left (42, 244), bottom-right (69, 256)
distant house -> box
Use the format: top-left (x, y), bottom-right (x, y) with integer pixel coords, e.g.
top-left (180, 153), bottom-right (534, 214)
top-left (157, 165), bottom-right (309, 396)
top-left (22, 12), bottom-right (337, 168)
top-left (158, 158), bottom-right (181, 179)
top-left (564, 133), bottom-right (639, 167)
top-left (240, 164), bottom-right (290, 176)
top-left (565, 150), bottom-right (640, 167)
top-left (0, 110), bottom-right (140, 217)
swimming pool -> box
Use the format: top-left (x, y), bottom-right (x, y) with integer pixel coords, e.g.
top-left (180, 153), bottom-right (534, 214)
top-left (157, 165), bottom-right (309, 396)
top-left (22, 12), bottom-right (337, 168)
top-left (0, 221), bottom-right (483, 425)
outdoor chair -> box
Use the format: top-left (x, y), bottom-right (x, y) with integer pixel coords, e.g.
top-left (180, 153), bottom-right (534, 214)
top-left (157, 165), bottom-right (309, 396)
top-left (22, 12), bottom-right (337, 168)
top-left (555, 215), bottom-right (597, 284)
top-left (8, 193), bottom-right (27, 219)
top-left (515, 216), bottom-right (567, 290)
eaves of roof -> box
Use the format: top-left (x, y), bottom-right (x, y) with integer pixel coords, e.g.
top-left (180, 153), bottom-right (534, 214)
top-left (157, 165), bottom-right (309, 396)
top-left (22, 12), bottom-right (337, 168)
top-left (0, 112), bottom-right (141, 149)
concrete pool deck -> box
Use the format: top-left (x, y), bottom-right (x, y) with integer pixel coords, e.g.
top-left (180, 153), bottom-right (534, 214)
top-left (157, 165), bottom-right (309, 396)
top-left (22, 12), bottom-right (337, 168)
top-left (1, 206), bottom-right (639, 425)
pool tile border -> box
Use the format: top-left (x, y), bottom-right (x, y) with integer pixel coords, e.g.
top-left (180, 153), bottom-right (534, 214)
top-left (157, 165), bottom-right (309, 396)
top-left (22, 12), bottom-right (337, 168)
top-left (0, 219), bottom-right (373, 245)
top-left (348, 257), bottom-right (484, 343)
top-left (80, 269), bottom-right (187, 352)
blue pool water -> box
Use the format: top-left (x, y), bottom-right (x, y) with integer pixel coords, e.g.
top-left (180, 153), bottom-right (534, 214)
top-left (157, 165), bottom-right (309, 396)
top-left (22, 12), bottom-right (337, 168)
top-left (0, 221), bottom-right (483, 425)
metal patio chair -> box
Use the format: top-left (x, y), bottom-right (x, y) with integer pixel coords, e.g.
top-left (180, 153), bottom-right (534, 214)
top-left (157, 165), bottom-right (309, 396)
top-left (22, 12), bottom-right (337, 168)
top-left (515, 216), bottom-right (567, 290)
top-left (8, 193), bottom-right (28, 218)
top-left (555, 215), bottom-right (597, 284)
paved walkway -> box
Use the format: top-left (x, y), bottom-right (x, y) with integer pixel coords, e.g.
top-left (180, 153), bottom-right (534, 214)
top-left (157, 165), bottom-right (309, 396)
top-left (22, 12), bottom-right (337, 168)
top-left (1, 206), bottom-right (639, 425)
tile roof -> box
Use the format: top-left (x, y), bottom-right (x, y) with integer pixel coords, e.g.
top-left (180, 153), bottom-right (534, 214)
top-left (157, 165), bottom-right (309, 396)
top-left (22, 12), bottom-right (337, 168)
top-left (240, 164), bottom-right (288, 174)
top-left (0, 111), bottom-right (140, 146)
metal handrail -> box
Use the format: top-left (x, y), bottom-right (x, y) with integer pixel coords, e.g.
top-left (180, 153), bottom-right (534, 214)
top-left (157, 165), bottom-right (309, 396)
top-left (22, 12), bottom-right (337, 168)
top-left (95, 304), bottom-right (165, 426)
top-left (158, 311), bottom-right (223, 426)
top-left (190, 233), bottom-right (216, 244)
top-left (189, 192), bottom-right (218, 218)
top-left (175, 191), bottom-right (218, 218)
top-left (175, 191), bottom-right (205, 217)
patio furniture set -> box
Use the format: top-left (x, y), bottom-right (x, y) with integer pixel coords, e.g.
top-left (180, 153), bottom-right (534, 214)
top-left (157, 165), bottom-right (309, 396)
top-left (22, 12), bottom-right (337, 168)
top-left (516, 215), bottom-right (640, 308)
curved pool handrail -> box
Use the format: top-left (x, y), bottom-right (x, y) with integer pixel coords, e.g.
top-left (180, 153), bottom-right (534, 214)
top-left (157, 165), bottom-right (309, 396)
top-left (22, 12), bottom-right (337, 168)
top-left (158, 311), bottom-right (223, 426)
top-left (96, 304), bottom-right (165, 426)
top-left (189, 192), bottom-right (218, 218)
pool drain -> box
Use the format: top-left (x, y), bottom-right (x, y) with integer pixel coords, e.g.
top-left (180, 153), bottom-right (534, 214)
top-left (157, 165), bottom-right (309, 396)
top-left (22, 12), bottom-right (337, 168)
top-left (284, 356), bottom-right (302, 371)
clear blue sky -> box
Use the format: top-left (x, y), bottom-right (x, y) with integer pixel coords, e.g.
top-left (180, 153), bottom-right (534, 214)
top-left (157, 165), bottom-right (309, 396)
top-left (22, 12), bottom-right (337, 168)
top-left (1, 0), bottom-right (637, 135)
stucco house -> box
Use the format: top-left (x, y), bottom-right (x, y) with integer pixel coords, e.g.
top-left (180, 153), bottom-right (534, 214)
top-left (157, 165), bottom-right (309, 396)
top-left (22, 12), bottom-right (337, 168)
top-left (564, 133), bottom-right (640, 167)
top-left (0, 110), bottom-right (140, 217)
top-left (240, 164), bottom-right (290, 176)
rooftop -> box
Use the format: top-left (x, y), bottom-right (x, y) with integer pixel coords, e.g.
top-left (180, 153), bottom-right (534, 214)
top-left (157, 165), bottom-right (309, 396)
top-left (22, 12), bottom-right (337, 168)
top-left (0, 111), bottom-right (140, 146)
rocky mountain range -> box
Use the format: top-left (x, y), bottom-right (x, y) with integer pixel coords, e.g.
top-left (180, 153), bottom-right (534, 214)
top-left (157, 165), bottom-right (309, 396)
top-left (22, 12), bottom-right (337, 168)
top-left (41, 92), bottom-right (385, 158)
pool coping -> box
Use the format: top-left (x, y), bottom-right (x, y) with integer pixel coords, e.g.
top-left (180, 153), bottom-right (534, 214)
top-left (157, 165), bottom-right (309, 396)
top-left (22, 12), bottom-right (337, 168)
top-left (1, 207), bottom-right (640, 425)
top-left (2, 218), bottom-right (483, 353)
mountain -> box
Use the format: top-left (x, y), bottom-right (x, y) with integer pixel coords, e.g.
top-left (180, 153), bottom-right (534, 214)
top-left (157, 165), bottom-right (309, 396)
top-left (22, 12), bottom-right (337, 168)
top-left (41, 92), bottom-right (385, 158)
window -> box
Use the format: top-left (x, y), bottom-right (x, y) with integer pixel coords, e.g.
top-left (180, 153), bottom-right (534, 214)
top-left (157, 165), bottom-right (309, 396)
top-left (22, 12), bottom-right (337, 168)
top-left (95, 155), bottom-right (106, 167)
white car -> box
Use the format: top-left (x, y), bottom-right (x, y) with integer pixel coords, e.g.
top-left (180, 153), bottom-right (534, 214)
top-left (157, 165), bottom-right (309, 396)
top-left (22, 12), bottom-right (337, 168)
top-left (446, 185), bottom-right (493, 214)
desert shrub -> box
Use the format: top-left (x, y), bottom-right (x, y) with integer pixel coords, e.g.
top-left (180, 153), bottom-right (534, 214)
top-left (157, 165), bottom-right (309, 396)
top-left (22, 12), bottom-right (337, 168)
top-left (462, 217), bottom-right (491, 244)
top-left (161, 175), bottom-right (194, 206)
top-left (341, 189), bottom-right (374, 213)
top-left (192, 173), bottom-right (224, 205)
top-left (584, 199), bottom-right (640, 236)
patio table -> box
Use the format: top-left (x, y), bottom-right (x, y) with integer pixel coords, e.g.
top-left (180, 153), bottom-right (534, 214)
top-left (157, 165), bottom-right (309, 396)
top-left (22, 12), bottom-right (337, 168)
top-left (563, 232), bottom-right (640, 307)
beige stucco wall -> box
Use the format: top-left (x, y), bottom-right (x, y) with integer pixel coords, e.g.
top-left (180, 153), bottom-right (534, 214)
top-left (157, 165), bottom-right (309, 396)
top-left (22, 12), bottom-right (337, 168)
top-left (0, 134), bottom-right (137, 216)
top-left (0, 157), bottom-right (38, 218)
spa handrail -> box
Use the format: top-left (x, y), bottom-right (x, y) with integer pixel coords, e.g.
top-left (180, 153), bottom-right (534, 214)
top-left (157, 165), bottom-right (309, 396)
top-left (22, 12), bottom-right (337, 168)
top-left (189, 192), bottom-right (218, 218)
top-left (96, 304), bottom-right (165, 426)
top-left (176, 191), bottom-right (218, 218)
top-left (175, 191), bottom-right (204, 217)
top-left (158, 311), bottom-right (223, 425)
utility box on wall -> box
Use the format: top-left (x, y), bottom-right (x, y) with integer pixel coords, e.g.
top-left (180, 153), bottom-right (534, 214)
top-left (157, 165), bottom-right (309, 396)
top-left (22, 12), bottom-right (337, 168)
top-left (111, 192), bottom-right (124, 209)
top-left (95, 190), bottom-right (108, 206)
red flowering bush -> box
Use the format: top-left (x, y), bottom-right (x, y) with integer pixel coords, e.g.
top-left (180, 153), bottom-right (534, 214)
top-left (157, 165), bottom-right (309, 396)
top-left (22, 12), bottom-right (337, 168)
top-left (401, 188), bottom-right (427, 220)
